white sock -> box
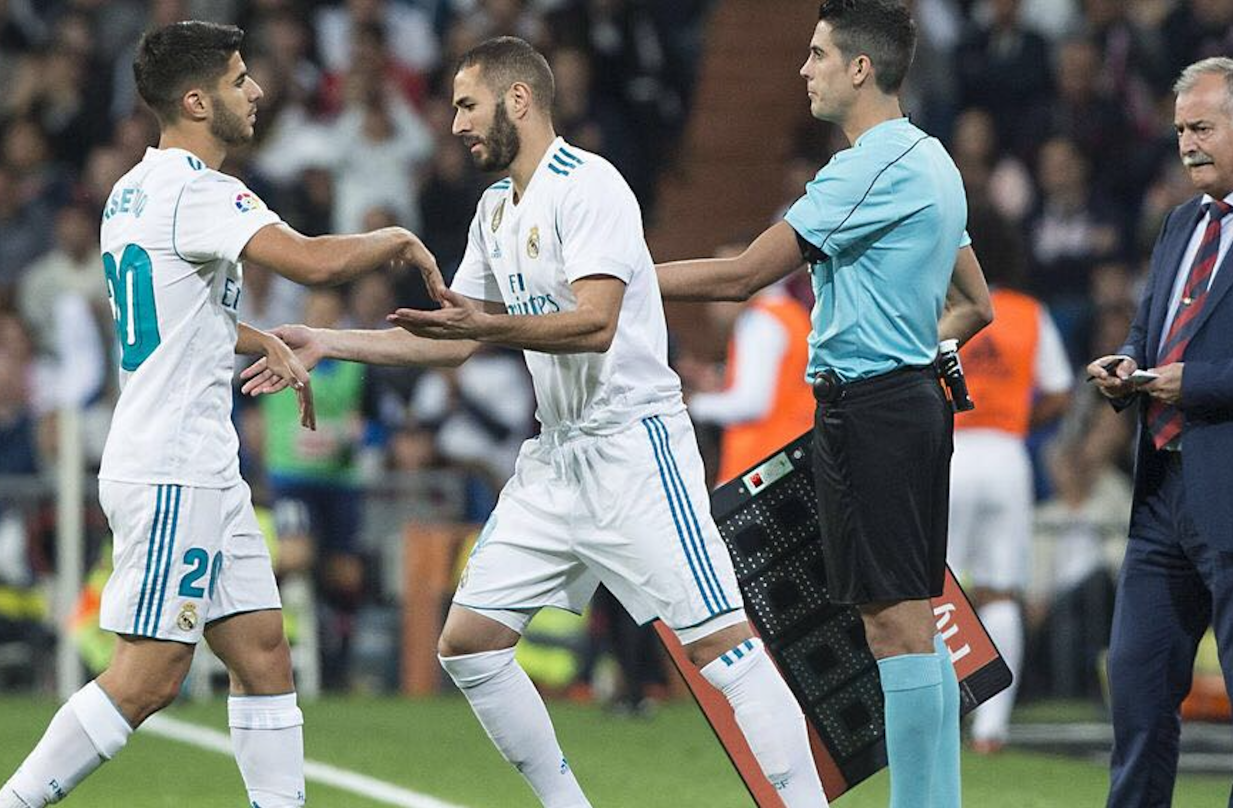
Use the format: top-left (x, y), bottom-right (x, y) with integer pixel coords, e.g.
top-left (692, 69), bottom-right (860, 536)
top-left (440, 649), bottom-right (590, 808)
top-left (0, 789), bottom-right (32, 808)
top-left (1, 681), bottom-right (131, 806)
top-left (973, 600), bottom-right (1023, 743)
top-left (700, 638), bottom-right (828, 807)
top-left (229, 693), bottom-right (306, 808)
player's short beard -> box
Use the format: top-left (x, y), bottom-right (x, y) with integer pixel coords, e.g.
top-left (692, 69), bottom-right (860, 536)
top-left (473, 99), bottom-right (520, 172)
top-left (209, 95), bottom-right (253, 146)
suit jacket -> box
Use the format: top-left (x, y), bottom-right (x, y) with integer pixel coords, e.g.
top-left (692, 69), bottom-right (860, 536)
top-left (1120, 196), bottom-right (1233, 550)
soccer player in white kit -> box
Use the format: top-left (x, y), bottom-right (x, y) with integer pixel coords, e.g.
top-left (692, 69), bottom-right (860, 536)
top-left (250, 36), bottom-right (827, 808)
top-left (1, 21), bottom-right (440, 808)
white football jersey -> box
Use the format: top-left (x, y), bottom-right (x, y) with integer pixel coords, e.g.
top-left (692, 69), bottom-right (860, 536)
top-left (451, 138), bottom-right (683, 434)
top-left (98, 147), bottom-right (281, 487)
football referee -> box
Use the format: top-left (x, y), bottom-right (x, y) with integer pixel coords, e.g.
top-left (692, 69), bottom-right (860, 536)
top-left (656, 2), bottom-right (992, 806)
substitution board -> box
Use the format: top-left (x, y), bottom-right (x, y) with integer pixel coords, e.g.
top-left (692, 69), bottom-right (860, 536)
top-left (655, 432), bottom-right (1012, 804)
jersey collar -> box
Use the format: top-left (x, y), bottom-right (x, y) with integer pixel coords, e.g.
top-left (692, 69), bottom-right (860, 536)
top-left (512, 136), bottom-right (569, 206)
top-left (853, 116), bottom-right (911, 148)
top-left (145, 146), bottom-right (210, 165)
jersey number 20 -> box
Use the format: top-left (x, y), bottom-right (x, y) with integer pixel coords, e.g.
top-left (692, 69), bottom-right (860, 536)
top-left (103, 244), bottom-right (161, 371)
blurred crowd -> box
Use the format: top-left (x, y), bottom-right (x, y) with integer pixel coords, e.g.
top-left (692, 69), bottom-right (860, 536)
top-left (0, 0), bottom-right (1229, 702)
top-left (0, 0), bottom-right (713, 456)
top-left (0, 0), bottom-right (714, 694)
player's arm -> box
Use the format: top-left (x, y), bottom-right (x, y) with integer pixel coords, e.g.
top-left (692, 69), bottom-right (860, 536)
top-left (938, 246), bottom-right (994, 347)
top-left (1029, 306), bottom-right (1073, 427)
top-left (656, 222), bottom-right (805, 302)
top-left (289, 321), bottom-right (482, 368)
top-left (689, 309), bottom-right (785, 425)
top-left (238, 312), bottom-right (485, 396)
top-left (242, 223), bottom-right (446, 297)
top-left (174, 174), bottom-right (446, 299)
top-left (388, 278), bottom-right (625, 354)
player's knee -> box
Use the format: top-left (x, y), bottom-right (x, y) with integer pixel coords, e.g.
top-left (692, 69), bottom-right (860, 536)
top-left (120, 673), bottom-right (184, 722)
top-left (257, 628), bottom-right (292, 659)
top-left (214, 622), bottom-right (293, 695)
top-left (437, 609), bottom-right (525, 658)
top-left (436, 629), bottom-right (470, 659)
top-left (437, 629), bottom-right (502, 660)
top-left (233, 639), bottom-right (294, 693)
top-left (684, 633), bottom-right (736, 668)
top-left (859, 605), bottom-right (935, 658)
top-left (149, 678), bottom-right (183, 715)
top-left (679, 614), bottom-right (754, 668)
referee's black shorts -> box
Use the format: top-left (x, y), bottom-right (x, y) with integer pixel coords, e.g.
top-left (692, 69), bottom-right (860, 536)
top-left (811, 365), bottom-right (953, 605)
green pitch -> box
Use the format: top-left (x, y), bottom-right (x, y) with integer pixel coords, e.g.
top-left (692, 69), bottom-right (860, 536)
top-left (0, 695), bottom-right (1226, 807)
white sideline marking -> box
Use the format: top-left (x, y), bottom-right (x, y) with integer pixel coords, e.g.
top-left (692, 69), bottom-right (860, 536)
top-left (142, 714), bottom-right (472, 808)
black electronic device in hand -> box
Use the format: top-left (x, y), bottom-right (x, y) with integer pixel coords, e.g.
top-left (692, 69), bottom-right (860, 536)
top-left (1086, 355), bottom-right (1132, 383)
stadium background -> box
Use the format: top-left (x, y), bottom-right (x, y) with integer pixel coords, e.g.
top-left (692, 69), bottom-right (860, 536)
top-left (0, 0), bottom-right (1231, 805)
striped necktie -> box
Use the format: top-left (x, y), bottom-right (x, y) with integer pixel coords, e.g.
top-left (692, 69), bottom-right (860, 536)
top-left (1147, 199), bottom-right (1233, 450)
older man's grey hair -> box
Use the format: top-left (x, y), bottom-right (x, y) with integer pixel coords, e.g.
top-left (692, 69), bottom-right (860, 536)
top-left (1174, 57), bottom-right (1233, 111)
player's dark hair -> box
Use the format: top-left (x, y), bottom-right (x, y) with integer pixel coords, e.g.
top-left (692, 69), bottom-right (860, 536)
top-left (456, 36), bottom-right (555, 112)
top-left (817, 0), bottom-right (916, 94)
top-left (133, 21), bottom-right (244, 123)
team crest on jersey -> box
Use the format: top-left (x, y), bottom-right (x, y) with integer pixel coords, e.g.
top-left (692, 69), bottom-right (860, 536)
top-left (491, 199), bottom-right (505, 232)
top-left (234, 192), bottom-right (265, 213)
top-left (176, 602), bottom-right (199, 631)
top-left (527, 226), bottom-right (540, 259)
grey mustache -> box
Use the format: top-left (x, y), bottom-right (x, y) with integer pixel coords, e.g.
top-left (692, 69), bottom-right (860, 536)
top-left (1183, 152), bottom-right (1215, 167)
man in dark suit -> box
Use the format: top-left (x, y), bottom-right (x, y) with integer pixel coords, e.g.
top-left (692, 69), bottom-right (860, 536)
top-left (1088, 56), bottom-right (1233, 807)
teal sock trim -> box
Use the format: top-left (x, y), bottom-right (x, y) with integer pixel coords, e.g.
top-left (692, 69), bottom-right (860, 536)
top-left (877, 652), bottom-right (942, 691)
top-left (878, 652), bottom-right (943, 808)
top-left (931, 634), bottom-right (962, 808)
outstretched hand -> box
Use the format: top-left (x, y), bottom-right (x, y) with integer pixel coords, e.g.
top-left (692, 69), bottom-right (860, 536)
top-left (387, 289), bottom-right (488, 340)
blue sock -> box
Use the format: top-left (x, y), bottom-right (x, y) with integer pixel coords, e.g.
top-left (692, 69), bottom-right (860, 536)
top-left (931, 634), bottom-right (962, 807)
top-left (878, 651), bottom-right (943, 808)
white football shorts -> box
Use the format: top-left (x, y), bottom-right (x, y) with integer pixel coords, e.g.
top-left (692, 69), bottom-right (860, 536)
top-left (99, 480), bottom-right (281, 643)
top-left (455, 410), bottom-right (744, 637)
top-left (947, 428), bottom-right (1034, 592)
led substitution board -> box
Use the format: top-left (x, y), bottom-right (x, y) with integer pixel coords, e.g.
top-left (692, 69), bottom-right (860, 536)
top-left (656, 432), bottom-right (1012, 805)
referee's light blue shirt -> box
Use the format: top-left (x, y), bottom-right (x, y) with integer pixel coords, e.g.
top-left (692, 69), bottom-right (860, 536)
top-left (785, 117), bottom-right (970, 383)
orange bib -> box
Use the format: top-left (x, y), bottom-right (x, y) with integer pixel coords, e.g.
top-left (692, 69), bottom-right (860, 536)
top-left (955, 289), bottom-right (1042, 438)
top-left (718, 296), bottom-right (815, 483)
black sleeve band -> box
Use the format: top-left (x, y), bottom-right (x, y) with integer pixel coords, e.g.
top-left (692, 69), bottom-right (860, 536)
top-left (794, 228), bottom-right (826, 265)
